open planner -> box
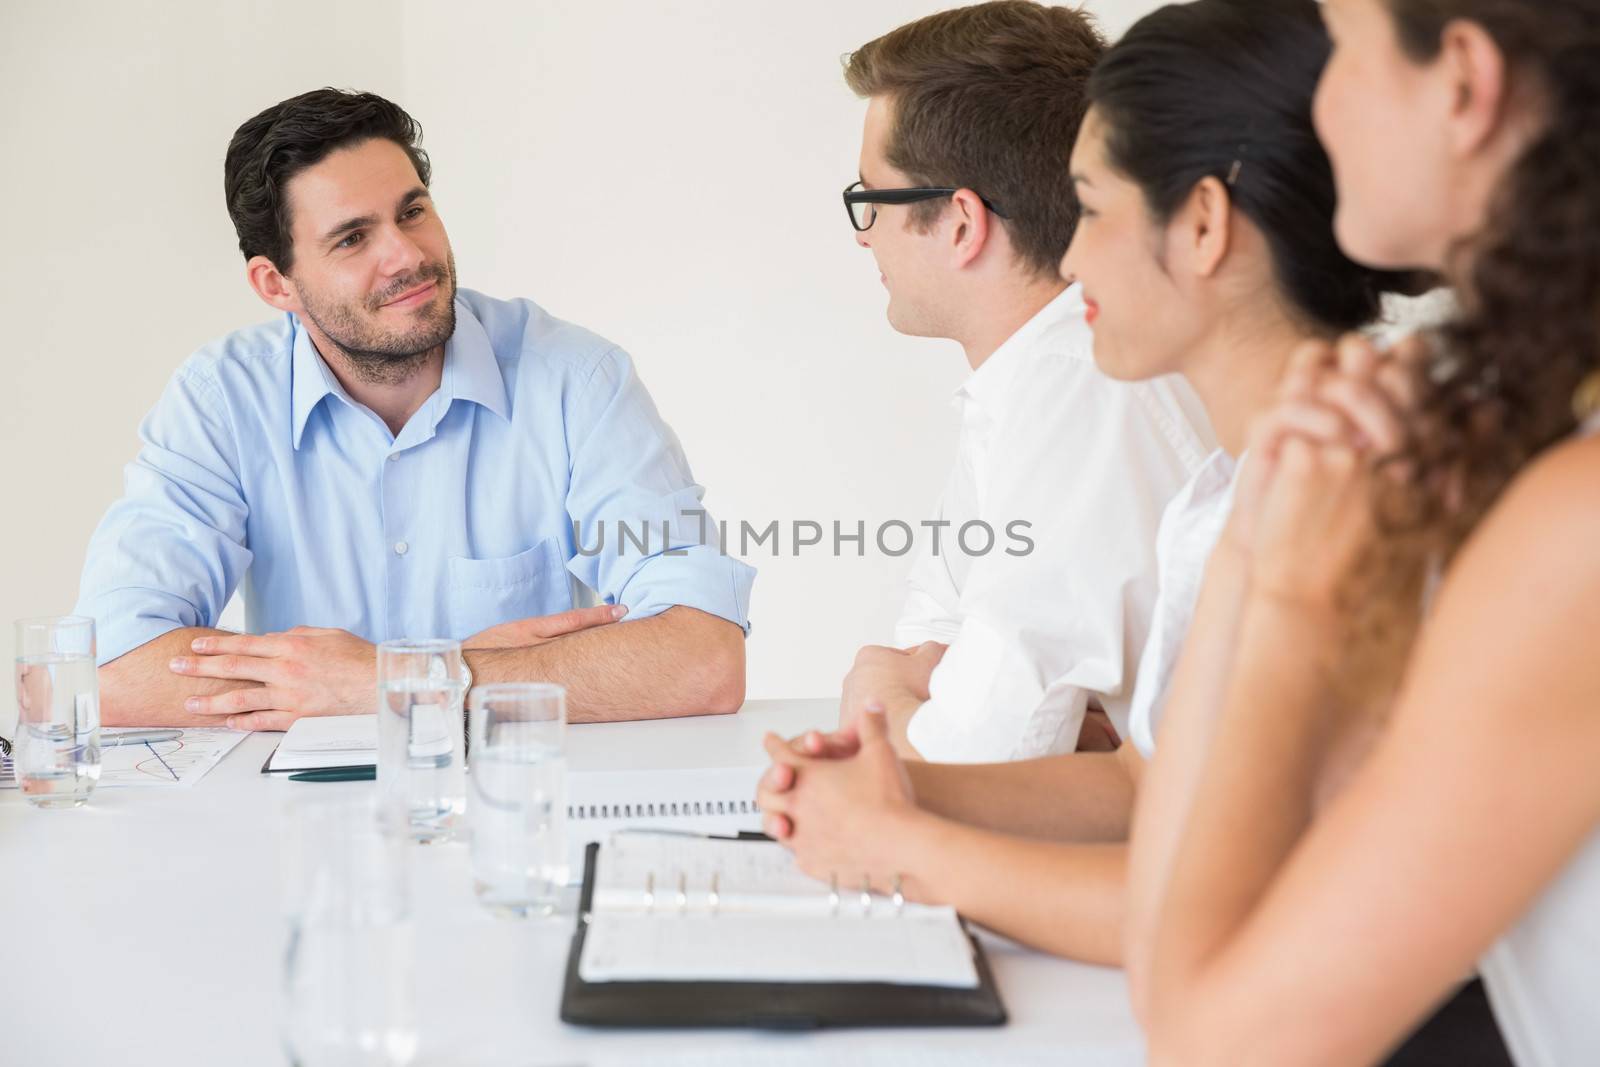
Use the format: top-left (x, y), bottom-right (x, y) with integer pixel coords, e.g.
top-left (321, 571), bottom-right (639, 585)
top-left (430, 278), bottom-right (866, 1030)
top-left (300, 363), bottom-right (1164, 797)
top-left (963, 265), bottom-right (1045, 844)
top-left (262, 715), bottom-right (767, 879)
top-left (560, 833), bottom-right (1007, 1029)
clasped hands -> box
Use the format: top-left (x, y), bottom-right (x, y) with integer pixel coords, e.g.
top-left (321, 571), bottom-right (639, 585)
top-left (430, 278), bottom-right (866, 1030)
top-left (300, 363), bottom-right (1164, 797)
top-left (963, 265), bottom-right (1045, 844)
top-left (167, 604), bottom-right (627, 730)
top-left (837, 639), bottom-right (947, 734)
top-left (758, 707), bottom-right (921, 897)
top-left (758, 330), bottom-right (1425, 886)
top-left (1223, 331), bottom-right (1421, 607)
top-left (750, 638), bottom-right (945, 895)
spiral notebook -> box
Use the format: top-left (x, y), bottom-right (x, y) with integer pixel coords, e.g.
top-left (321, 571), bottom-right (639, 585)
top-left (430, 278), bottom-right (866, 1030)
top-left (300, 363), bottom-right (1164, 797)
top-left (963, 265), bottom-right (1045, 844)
top-left (262, 715), bottom-right (766, 879)
top-left (561, 766), bottom-right (764, 880)
top-left (561, 833), bottom-right (1007, 1030)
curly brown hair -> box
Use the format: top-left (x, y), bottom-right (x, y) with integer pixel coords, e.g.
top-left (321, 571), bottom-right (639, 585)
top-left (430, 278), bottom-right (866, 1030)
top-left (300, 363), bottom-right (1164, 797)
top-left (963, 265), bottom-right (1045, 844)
top-left (1382, 0), bottom-right (1600, 554)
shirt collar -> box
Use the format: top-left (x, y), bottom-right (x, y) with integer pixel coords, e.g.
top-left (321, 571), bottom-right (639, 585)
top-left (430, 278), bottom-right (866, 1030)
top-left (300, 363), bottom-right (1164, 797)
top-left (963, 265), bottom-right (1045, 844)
top-left (290, 297), bottom-right (510, 450)
top-left (955, 283), bottom-right (1087, 411)
top-left (290, 318), bottom-right (346, 450)
top-left (437, 299), bottom-right (510, 424)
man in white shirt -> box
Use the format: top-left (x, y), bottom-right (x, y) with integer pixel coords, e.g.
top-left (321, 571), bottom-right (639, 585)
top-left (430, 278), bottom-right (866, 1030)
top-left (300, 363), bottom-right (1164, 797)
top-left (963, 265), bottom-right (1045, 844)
top-left (837, 2), bottom-right (1214, 762)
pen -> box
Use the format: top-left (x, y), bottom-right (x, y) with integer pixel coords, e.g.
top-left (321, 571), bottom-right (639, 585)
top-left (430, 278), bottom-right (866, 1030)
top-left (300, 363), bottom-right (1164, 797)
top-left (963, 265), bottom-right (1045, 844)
top-left (100, 730), bottom-right (183, 748)
top-left (288, 767), bottom-right (377, 783)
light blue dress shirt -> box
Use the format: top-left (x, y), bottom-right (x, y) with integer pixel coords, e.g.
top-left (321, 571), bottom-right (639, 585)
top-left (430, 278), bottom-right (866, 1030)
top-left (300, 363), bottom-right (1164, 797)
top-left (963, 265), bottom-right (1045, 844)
top-left (76, 289), bottom-right (755, 666)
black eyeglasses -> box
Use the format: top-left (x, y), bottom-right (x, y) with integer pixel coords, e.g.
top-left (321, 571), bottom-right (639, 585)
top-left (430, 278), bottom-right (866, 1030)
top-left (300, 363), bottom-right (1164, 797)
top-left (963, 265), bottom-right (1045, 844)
top-left (842, 180), bottom-right (1008, 232)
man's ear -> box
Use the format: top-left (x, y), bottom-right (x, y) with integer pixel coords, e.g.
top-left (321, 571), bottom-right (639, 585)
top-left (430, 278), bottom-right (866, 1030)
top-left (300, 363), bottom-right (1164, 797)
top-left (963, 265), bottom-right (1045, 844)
top-left (246, 255), bottom-right (300, 313)
top-left (1437, 18), bottom-right (1509, 158)
top-left (1176, 175), bottom-right (1233, 280)
top-left (947, 188), bottom-right (992, 270)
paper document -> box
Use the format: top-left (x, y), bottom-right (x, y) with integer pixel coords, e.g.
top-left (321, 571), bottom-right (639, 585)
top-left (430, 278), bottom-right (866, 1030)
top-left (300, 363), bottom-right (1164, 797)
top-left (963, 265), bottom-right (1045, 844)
top-left (266, 714), bottom-right (378, 771)
top-left (98, 727), bottom-right (249, 788)
top-left (578, 835), bottom-right (980, 988)
top-left (1, 728), bottom-right (248, 790)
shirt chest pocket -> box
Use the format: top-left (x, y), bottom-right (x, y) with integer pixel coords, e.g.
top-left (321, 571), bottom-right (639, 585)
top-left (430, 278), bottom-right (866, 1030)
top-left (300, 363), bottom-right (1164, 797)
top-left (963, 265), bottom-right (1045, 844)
top-left (446, 537), bottom-right (570, 638)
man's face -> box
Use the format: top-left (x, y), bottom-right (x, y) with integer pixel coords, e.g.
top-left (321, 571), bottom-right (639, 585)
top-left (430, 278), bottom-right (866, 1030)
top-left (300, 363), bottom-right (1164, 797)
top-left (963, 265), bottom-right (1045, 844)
top-left (280, 137), bottom-right (457, 378)
top-left (854, 95), bottom-right (954, 339)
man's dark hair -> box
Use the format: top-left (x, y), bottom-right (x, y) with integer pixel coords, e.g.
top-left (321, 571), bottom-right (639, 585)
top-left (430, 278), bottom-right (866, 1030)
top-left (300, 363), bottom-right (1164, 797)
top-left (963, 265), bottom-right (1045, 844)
top-left (844, 1), bottom-right (1105, 278)
top-left (224, 88), bottom-right (431, 272)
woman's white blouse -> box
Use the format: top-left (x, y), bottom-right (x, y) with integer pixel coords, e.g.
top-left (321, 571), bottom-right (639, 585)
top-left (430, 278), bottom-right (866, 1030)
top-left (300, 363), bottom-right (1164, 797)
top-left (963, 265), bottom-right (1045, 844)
top-left (1125, 448), bottom-right (1240, 758)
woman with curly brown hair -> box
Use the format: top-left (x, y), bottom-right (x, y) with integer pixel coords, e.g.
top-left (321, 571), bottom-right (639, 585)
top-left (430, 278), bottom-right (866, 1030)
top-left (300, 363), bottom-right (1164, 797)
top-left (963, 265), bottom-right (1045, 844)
top-left (1127, 1), bottom-right (1600, 1065)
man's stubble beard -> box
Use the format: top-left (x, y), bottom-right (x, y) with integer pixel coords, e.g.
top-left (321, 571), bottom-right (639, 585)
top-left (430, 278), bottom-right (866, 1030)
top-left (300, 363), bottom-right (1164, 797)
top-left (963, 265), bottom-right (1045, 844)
top-left (296, 252), bottom-right (459, 386)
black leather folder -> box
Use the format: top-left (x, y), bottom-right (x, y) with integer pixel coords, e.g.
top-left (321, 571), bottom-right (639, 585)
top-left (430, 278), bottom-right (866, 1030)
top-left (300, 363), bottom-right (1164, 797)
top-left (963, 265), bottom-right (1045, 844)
top-left (559, 842), bottom-right (1008, 1030)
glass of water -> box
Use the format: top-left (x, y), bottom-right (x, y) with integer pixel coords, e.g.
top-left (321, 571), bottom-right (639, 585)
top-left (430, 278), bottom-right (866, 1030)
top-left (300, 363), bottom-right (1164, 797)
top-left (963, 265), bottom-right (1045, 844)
top-left (468, 683), bottom-right (568, 917)
top-left (376, 639), bottom-right (465, 843)
top-left (13, 615), bottom-right (100, 809)
top-left (281, 792), bottom-right (417, 1067)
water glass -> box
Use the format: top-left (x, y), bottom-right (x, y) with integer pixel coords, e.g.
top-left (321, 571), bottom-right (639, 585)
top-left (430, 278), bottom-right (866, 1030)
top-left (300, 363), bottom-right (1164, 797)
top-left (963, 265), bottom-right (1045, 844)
top-left (281, 793), bottom-right (417, 1067)
top-left (468, 683), bottom-right (568, 917)
top-left (13, 616), bottom-right (101, 808)
top-left (376, 639), bottom-right (466, 843)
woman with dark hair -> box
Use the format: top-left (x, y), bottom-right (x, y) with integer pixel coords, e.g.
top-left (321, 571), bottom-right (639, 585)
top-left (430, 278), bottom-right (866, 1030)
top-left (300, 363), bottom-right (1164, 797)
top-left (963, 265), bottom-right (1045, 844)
top-left (756, 0), bottom-right (1413, 965)
top-left (1127, 1), bottom-right (1600, 1064)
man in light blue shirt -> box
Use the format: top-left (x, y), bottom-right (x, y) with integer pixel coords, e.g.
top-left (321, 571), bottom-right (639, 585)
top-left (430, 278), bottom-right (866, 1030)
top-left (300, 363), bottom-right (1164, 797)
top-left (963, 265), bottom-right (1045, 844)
top-left (77, 89), bottom-right (753, 728)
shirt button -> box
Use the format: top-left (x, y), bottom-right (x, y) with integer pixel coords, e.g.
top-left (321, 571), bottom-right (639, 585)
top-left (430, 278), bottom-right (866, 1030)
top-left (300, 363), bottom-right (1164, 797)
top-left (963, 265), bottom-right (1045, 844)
top-left (388, 453), bottom-right (399, 462)
top-left (394, 540), bottom-right (409, 556)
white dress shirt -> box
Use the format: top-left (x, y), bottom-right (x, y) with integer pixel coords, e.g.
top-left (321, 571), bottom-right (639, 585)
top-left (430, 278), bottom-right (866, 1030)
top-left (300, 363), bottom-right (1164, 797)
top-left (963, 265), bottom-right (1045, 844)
top-left (1125, 448), bottom-right (1240, 758)
top-left (897, 284), bottom-right (1214, 762)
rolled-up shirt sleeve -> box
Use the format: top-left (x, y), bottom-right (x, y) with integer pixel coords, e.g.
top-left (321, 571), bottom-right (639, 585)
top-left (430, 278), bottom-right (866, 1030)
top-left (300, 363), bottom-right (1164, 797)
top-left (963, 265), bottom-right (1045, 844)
top-left (74, 368), bottom-right (253, 665)
top-left (561, 346), bottom-right (754, 632)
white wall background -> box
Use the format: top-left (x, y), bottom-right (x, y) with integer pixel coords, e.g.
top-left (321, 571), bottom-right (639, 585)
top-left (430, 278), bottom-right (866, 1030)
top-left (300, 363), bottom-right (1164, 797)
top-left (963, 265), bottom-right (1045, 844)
top-left (0, 0), bottom-right (1165, 731)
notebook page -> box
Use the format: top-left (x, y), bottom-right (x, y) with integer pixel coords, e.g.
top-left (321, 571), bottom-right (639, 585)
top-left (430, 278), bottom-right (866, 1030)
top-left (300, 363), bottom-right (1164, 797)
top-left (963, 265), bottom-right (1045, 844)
top-left (566, 770), bottom-right (764, 886)
top-left (580, 835), bottom-right (980, 987)
top-left (593, 834), bottom-right (822, 912)
top-left (578, 911), bottom-right (979, 987)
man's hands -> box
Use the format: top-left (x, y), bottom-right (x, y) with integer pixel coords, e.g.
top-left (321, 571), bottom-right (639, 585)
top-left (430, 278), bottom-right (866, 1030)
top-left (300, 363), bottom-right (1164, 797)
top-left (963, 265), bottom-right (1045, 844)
top-left (839, 641), bottom-right (947, 732)
top-left (758, 707), bottom-right (922, 894)
top-left (167, 626), bottom-right (375, 731)
top-left (169, 604), bottom-right (625, 731)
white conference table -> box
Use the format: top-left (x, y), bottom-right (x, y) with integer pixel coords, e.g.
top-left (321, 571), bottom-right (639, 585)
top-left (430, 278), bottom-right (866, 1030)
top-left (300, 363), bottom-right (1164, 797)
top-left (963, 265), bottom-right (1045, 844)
top-left (0, 698), bottom-right (1143, 1067)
